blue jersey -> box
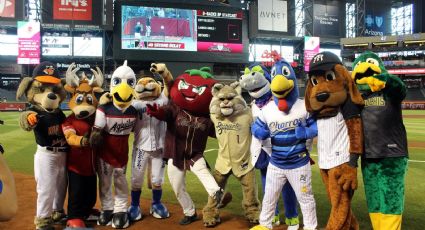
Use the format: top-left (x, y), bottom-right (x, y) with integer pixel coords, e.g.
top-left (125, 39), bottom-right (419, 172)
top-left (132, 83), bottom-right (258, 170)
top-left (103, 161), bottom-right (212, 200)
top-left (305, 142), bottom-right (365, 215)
top-left (253, 99), bottom-right (314, 169)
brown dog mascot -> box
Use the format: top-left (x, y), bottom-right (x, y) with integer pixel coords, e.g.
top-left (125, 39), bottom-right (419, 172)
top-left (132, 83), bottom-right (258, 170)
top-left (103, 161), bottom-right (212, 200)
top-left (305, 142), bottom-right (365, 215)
top-left (16, 61), bottom-right (68, 230)
top-left (304, 52), bottom-right (364, 230)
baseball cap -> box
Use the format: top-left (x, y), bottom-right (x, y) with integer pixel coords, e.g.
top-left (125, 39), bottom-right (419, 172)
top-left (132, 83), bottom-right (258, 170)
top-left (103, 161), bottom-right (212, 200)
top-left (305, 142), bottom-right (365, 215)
top-left (32, 61), bottom-right (61, 84)
top-left (309, 51), bottom-right (342, 73)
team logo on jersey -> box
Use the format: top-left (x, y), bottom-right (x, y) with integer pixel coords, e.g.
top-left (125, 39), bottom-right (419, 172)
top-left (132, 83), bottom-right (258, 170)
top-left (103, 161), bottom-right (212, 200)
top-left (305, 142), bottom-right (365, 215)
top-left (364, 96), bottom-right (385, 107)
top-left (269, 118), bottom-right (303, 135)
top-left (177, 116), bottom-right (207, 131)
top-left (216, 122), bottom-right (241, 135)
top-left (110, 119), bottom-right (136, 133)
top-left (48, 125), bottom-right (61, 135)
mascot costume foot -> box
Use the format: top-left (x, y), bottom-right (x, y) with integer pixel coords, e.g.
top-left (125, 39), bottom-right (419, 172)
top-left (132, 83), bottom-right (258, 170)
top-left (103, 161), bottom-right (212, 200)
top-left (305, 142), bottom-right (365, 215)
top-left (352, 51), bottom-right (408, 230)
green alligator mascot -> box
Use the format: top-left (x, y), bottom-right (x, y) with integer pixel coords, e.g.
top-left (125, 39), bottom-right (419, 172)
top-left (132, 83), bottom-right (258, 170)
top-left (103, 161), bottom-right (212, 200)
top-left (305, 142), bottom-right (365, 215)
top-left (352, 51), bottom-right (408, 230)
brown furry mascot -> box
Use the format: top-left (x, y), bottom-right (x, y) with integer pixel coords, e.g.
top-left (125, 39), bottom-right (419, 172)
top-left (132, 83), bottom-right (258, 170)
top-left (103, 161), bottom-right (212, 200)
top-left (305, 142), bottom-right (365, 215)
top-left (304, 52), bottom-right (364, 230)
top-left (16, 61), bottom-right (68, 230)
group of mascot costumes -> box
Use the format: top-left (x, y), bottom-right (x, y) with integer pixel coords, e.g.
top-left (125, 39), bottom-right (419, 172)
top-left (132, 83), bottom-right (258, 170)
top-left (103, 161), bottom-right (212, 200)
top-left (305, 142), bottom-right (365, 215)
top-left (7, 49), bottom-right (407, 230)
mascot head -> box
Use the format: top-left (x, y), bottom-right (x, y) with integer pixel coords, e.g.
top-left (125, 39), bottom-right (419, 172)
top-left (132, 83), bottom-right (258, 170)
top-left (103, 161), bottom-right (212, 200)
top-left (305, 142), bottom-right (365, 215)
top-left (351, 51), bottom-right (387, 92)
top-left (239, 64), bottom-right (271, 100)
top-left (270, 58), bottom-right (298, 112)
top-left (210, 81), bottom-right (247, 119)
top-left (110, 60), bottom-right (136, 109)
top-left (134, 77), bottom-right (162, 101)
top-left (305, 52), bottom-right (364, 118)
top-left (170, 67), bottom-right (217, 116)
top-left (64, 63), bottom-right (104, 119)
top-left (16, 61), bottom-right (67, 112)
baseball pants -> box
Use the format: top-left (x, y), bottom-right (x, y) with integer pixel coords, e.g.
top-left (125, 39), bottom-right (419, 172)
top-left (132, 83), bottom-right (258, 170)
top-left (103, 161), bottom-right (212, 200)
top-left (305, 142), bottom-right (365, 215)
top-left (259, 163), bottom-right (317, 229)
top-left (167, 158), bottom-right (220, 216)
top-left (34, 146), bottom-right (67, 218)
top-left (131, 148), bottom-right (165, 190)
top-left (98, 158), bottom-right (129, 213)
top-left (67, 170), bottom-right (97, 219)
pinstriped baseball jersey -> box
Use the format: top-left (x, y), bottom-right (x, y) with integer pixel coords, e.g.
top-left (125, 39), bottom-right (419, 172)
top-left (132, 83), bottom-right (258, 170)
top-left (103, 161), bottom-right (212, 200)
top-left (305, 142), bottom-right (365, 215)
top-left (317, 111), bottom-right (350, 169)
top-left (257, 99), bottom-right (311, 169)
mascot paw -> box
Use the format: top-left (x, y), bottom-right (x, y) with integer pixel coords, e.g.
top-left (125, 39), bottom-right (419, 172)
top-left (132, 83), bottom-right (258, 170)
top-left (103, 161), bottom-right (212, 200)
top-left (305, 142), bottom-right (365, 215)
top-left (336, 163), bottom-right (358, 191)
top-left (81, 132), bottom-right (90, 147)
top-left (295, 124), bottom-right (307, 139)
top-left (89, 128), bottom-right (103, 148)
top-left (146, 103), bottom-right (166, 120)
top-left (27, 112), bottom-right (38, 126)
top-left (150, 63), bottom-right (168, 76)
top-left (99, 92), bottom-right (112, 105)
top-left (203, 215), bottom-right (220, 228)
top-left (246, 211), bottom-right (260, 224)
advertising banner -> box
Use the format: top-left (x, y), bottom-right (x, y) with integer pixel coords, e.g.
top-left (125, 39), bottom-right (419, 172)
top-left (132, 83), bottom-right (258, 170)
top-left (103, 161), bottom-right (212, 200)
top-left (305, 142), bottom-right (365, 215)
top-left (304, 36), bottom-right (320, 72)
top-left (53, 0), bottom-right (92, 21)
top-left (0, 0), bottom-right (15, 18)
top-left (313, 4), bottom-right (340, 37)
top-left (258, 0), bottom-right (288, 32)
top-left (0, 102), bottom-right (26, 111)
top-left (17, 21), bottom-right (40, 65)
top-left (364, 1), bottom-right (390, 36)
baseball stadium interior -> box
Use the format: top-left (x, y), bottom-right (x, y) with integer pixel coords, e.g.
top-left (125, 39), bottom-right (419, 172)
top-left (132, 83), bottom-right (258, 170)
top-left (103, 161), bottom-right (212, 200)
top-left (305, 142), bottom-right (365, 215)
top-left (0, 0), bottom-right (424, 230)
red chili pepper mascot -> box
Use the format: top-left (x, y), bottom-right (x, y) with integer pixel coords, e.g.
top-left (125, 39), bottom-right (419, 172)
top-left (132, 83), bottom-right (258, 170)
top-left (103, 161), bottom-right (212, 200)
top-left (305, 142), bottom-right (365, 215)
top-left (147, 64), bottom-right (231, 225)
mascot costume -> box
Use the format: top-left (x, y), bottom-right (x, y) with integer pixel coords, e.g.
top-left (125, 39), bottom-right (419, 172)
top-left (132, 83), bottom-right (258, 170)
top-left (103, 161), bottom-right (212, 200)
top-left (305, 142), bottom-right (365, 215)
top-left (90, 61), bottom-right (137, 229)
top-left (0, 136), bottom-right (18, 221)
top-left (352, 51), bottom-right (408, 230)
top-left (61, 63), bottom-right (104, 228)
top-left (128, 72), bottom-right (171, 221)
top-left (305, 52), bottom-right (364, 230)
top-left (16, 62), bottom-right (68, 230)
top-left (250, 58), bottom-right (318, 230)
top-left (240, 63), bottom-right (300, 228)
top-left (147, 65), bottom-right (231, 225)
top-left (203, 81), bottom-right (260, 227)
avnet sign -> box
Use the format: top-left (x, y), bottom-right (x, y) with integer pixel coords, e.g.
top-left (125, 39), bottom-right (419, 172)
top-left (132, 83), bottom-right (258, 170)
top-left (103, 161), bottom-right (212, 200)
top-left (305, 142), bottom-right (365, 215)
top-left (258, 0), bottom-right (288, 32)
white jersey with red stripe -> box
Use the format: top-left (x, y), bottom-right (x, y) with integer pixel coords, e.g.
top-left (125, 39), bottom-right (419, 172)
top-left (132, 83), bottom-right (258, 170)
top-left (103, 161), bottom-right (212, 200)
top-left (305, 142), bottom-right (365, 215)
top-left (94, 103), bottom-right (137, 167)
top-left (316, 111), bottom-right (350, 169)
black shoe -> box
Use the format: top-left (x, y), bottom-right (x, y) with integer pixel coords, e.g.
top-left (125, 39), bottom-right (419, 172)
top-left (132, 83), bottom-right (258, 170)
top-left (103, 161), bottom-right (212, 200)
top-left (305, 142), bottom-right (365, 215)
top-left (112, 212), bottom-right (129, 229)
top-left (179, 213), bottom-right (198, 225)
top-left (97, 210), bottom-right (113, 226)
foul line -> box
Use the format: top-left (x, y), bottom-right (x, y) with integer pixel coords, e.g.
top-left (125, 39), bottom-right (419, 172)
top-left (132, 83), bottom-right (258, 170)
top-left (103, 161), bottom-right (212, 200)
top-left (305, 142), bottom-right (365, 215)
top-left (204, 149), bottom-right (218, 153)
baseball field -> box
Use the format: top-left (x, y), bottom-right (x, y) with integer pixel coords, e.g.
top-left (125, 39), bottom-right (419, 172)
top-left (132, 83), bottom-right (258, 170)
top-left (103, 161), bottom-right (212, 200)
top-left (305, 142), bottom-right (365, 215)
top-left (0, 110), bottom-right (424, 229)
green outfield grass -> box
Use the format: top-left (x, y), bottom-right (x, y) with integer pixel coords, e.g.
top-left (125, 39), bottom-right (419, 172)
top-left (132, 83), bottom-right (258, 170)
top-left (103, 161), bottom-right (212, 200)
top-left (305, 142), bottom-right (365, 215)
top-left (1, 110), bottom-right (425, 229)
